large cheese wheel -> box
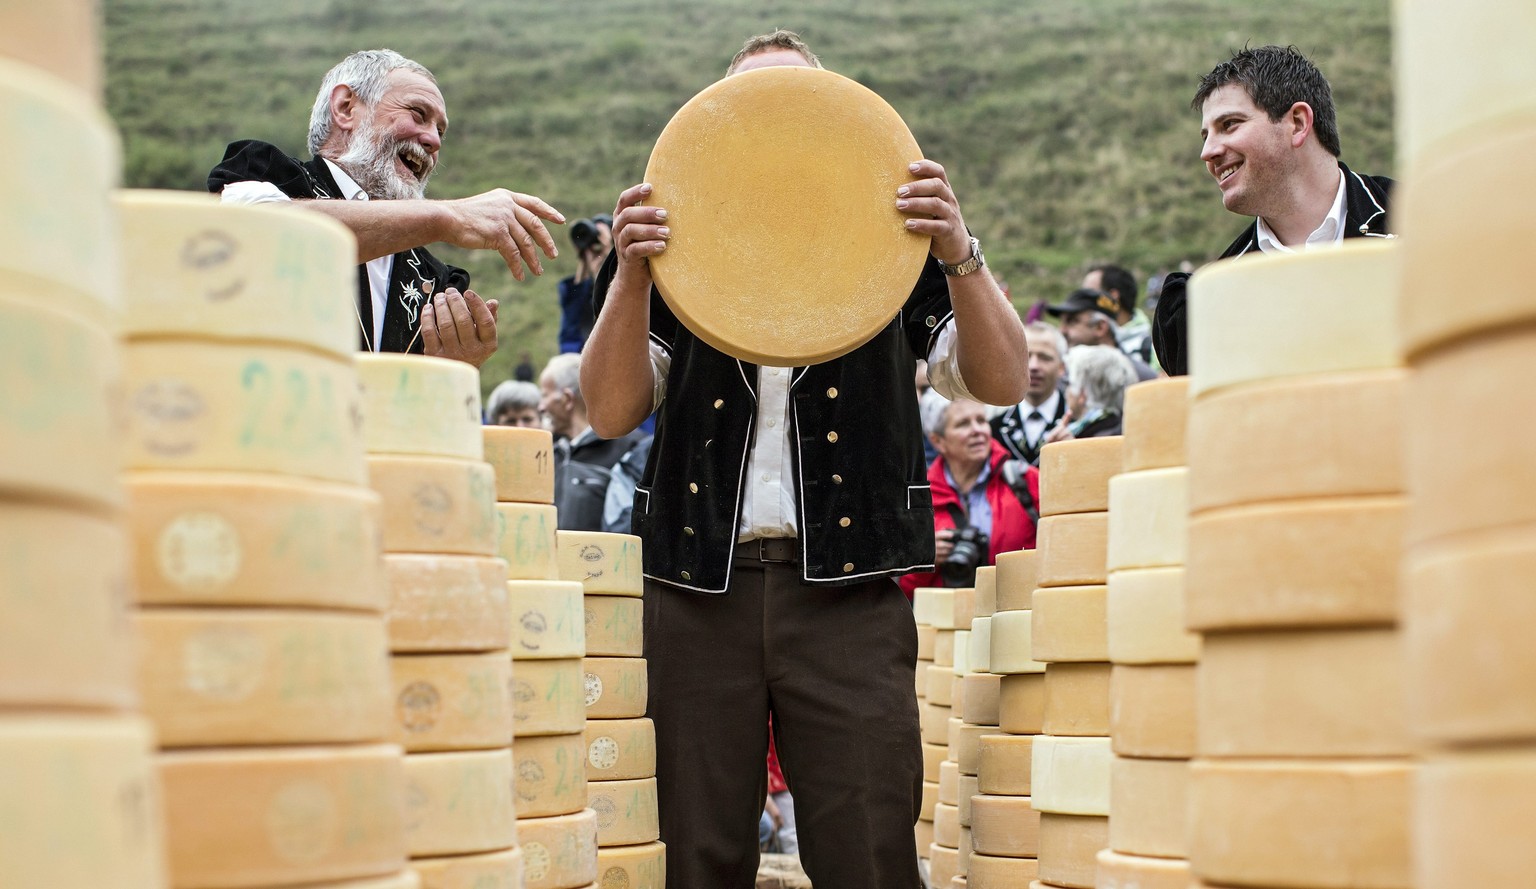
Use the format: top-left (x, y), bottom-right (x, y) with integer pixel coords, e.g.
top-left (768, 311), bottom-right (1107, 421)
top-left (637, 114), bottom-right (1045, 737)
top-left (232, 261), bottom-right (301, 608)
top-left (0, 295), bottom-right (122, 508)
top-left (0, 8), bottom-right (102, 98)
top-left (1185, 496), bottom-right (1404, 631)
top-left (922, 741), bottom-right (947, 783)
top-left (0, 503), bottom-right (134, 709)
top-left (1030, 735), bottom-right (1112, 816)
top-left (0, 60), bottom-right (118, 321)
top-left (1030, 586), bottom-right (1108, 663)
top-left (369, 456), bottom-right (497, 556)
top-left (1109, 665), bottom-right (1196, 759)
top-left (386, 554), bottom-right (510, 653)
top-left (998, 673), bottom-right (1046, 735)
top-left (922, 702), bottom-right (953, 746)
top-left (1108, 756), bottom-right (1188, 858)
top-left (1106, 567), bottom-right (1200, 664)
top-left (355, 354), bottom-right (483, 459)
top-left (137, 608), bottom-right (391, 747)
top-left (160, 743), bottom-right (404, 887)
top-left (1188, 759), bottom-right (1412, 889)
top-left (404, 748), bottom-right (518, 856)
top-left (994, 550), bottom-right (1038, 612)
top-left (1041, 663), bottom-right (1112, 737)
top-left (591, 781), bottom-right (662, 847)
top-left (1036, 513), bottom-right (1108, 587)
top-left (584, 657), bottom-right (648, 719)
top-left (935, 628), bottom-right (958, 668)
top-left (508, 580), bottom-right (586, 659)
top-left (927, 663), bottom-right (956, 706)
top-left (1406, 332), bottom-right (1536, 544)
top-left (970, 794), bottom-right (1040, 858)
top-left (958, 774), bottom-right (980, 826)
top-left (517, 808), bottom-right (599, 889)
top-left (413, 848), bottom-right (522, 889)
top-left (1037, 813), bottom-right (1109, 889)
top-left (125, 341), bottom-right (366, 484)
top-left (584, 717), bottom-right (656, 781)
top-left (0, 715), bottom-right (166, 889)
top-left (1404, 526), bottom-right (1536, 745)
top-left (914, 586), bottom-right (941, 628)
top-left (644, 66), bottom-right (927, 366)
top-left (948, 587), bottom-right (979, 632)
top-left (585, 595), bottom-right (644, 657)
top-left (969, 616), bottom-right (994, 674)
top-left (1199, 628), bottom-right (1409, 757)
top-left (918, 625), bottom-right (938, 660)
top-left (1122, 378), bottom-right (1189, 472)
top-left (962, 672), bottom-right (1002, 726)
top-left (390, 651), bottom-right (513, 752)
top-left (1416, 748), bottom-right (1536, 889)
top-left (513, 657), bottom-right (587, 737)
top-left (926, 588), bottom-right (959, 630)
top-left (597, 842), bottom-right (666, 889)
top-left (968, 853), bottom-right (1038, 889)
top-left (951, 721), bottom-right (999, 777)
top-left (556, 531), bottom-right (644, 595)
top-left (514, 732), bottom-right (589, 818)
top-left (1188, 370), bottom-right (1406, 513)
top-left (929, 843), bottom-right (961, 886)
top-left (1105, 468), bottom-right (1187, 572)
top-left (1094, 850), bottom-right (1189, 889)
top-left (128, 472), bottom-right (385, 610)
top-left (950, 669), bottom-right (969, 715)
top-left (1039, 438), bottom-right (1123, 516)
top-left (990, 610), bottom-right (1047, 674)
top-left (116, 190), bottom-right (357, 355)
top-left (977, 733), bottom-right (1034, 796)
top-left (974, 566), bottom-right (998, 617)
top-left (1186, 240), bottom-right (1400, 398)
top-left (483, 425), bottom-right (556, 504)
top-left (496, 502), bottom-right (560, 581)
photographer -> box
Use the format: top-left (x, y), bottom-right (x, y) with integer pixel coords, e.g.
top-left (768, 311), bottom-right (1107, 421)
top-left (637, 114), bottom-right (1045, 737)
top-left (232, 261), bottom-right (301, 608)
top-left (900, 393), bottom-right (1039, 595)
top-left (556, 214), bottom-right (613, 353)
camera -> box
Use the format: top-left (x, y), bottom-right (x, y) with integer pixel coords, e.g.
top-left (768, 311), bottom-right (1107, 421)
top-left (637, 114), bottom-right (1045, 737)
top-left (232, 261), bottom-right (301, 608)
top-left (940, 525), bottom-right (990, 587)
top-left (569, 218), bottom-right (601, 254)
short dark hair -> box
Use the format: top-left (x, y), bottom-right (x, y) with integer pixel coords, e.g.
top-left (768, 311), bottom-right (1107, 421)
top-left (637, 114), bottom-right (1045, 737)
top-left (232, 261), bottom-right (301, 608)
top-left (1192, 45), bottom-right (1341, 158)
top-left (728, 29), bottom-right (822, 74)
top-left (1089, 264), bottom-right (1138, 316)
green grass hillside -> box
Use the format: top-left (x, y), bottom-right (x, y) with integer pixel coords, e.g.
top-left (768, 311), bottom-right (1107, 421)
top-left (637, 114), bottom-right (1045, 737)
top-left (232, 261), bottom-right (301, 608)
top-left (105, 0), bottom-right (1392, 392)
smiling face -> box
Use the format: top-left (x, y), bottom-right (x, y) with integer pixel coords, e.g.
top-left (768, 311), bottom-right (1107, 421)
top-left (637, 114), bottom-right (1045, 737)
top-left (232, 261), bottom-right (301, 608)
top-left (335, 69), bottom-right (447, 200)
top-left (1199, 83), bottom-right (1297, 218)
top-left (934, 400), bottom-right (993, 474)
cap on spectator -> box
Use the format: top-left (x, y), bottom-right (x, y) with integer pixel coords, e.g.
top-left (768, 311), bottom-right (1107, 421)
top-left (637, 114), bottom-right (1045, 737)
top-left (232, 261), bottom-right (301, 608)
top-left (1045, 288), bottom-right (1120, 319)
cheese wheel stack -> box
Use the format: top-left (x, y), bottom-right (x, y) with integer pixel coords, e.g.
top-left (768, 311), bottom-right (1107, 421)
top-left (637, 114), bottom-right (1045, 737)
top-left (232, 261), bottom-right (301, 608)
top-left (1395, 9), bottom-right (1536, 887)
top-left (912, 585), bottom-right (944, 861)
top-left (930, 585), bottom-right (981, 887)
top-left (0, 55), bottom-right (171, 888)
top-left (1025, 438), bottom-right (1120, 889)
top-left (357, 354), bottom-right (521, 884)
top-left (952, 565), bottom-right (1004, 889)
top-left (1095, 378), bottom-right (1198, 889)
top-left (1183, 240), bottom-right (1413, 889)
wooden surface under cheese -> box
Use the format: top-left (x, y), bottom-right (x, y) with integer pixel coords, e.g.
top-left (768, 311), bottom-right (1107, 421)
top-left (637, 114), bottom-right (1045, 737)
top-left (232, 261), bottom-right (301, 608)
top-left (1108, 755), bottom-right (1189, 858)
top-left (1036, 813), bottom-right (1109, 889)
top-left (1031, 735), bottom-right (1112, 817)
top-left (390, 651), bottom-right (513, 752)
top-left (512, 657), bottom-right (587, 737)
top-left (369, 455), bottom-right (498, 556)
top-left (556, 530), bottom-right (644, 596)
top-left (583, 657), bottom-right (648, 719)
top-left (1041, 662), bottom-right (1112, 737)
top-left (356, 354), bottom-right (483, 461)
top-left (994, 550), bottom-right (1039, 612)
top-left (386, 554), bottom-right (510, 653)
top-left (1030, 586), bottom-right (1108, 663)
top-left (998, 673), bottom-right (1046, 735)
top-left (969, 793), bottom-right (1042, 858)
top-left (585, 595), bottom-right (644, 657)
top-left (514, 732), bottom-right (589, 818)
top-left (516, 808), bottom-right (599, 889)
top-left (977, 733), bottom-right (1035, 796)
top-left (508, 580), bottom-right (586, 659)
top-left (1106, 567), bottom-right (1200, 664)
top-left (1035, 513), bottom-right (1109, 588)
top-left (496, 502), bottom-right (560, 581)
top-left (1039, 438), bottom-right (1123, 517)
top-left (1110, 664), bottom-right (1197, 760)
top-left (1121, 378), bottom-right (1189, 472)
top-left (1106, 468), bottom-right (1188, 572)
top-left (404, 748), bottom-right (518, 856)
top-left (483, 425), bottom-right (556, 504)
top-left (412, 847), bottom-right (522, 889)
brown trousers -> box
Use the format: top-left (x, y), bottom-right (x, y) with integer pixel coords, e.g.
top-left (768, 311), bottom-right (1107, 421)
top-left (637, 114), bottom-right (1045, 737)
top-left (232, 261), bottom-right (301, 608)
top-left (643, 554), bottom-right (924, 889)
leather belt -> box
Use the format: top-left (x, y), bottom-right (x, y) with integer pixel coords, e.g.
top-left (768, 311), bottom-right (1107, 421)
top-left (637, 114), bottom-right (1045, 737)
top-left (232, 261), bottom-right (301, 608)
top-left (734, 538), bottom-right (800, 564)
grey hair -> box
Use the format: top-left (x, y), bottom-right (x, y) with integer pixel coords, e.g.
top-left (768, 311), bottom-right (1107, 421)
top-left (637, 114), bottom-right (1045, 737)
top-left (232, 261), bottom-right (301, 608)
top-left (1024, 321), bottom-right (1068, 363)
top-left (919, 388), bottom-right (953, 439)
top-left (486, 380), bottom-right (540, 420)
top-left (308, 49), bottom-right (434, 156)
top-left (1064, 345), bottom-right (1137, 414)
top-left (540, 353), bottom-right (583, 405)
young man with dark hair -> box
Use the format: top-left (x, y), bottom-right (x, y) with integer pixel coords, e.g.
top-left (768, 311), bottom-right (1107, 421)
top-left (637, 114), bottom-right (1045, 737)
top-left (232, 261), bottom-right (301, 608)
top-left (1083, 263), bottom-right (1154, 366)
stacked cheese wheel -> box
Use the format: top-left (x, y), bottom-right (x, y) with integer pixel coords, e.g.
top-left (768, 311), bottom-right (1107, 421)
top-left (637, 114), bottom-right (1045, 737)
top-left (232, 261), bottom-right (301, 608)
top-left (1395, 8), bottom-right (1536, 885)
top-left (946, 567), bottom-right (1007, 889)
top-left (0, 56), bottom-right (169, 888)
top-left (1184, 240), bottom-right (1413, 889)
top-left (556, 529), bottom-right (662, 887)
top-left (1096, 378), bottom-right (1199, 889)
top-left (358, 353), bottom-right (521, 887)
top-left (913, 585), bottom-right (966, 870)
top-left (929, 585), bottom-right (980, 887)
top-left (1025, 438), bottom-right (1121, 889)
top-left (117, 191), bottom-right (418, 888)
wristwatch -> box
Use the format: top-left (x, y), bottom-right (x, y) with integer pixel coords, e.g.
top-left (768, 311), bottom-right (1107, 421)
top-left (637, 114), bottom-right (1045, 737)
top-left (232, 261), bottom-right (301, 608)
top-left (937, 236), bottom-right (985, 277)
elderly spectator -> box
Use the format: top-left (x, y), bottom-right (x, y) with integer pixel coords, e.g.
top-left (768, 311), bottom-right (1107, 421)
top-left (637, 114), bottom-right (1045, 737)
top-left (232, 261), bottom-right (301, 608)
top-left (1046, 345), bottom-right (1139, 442)
top-left (540, 353), bottom-right (646, 531)
top-left (486, 380), bottom-right (542, 428)
top-left (1046, 288), bottom-right (1157, 381)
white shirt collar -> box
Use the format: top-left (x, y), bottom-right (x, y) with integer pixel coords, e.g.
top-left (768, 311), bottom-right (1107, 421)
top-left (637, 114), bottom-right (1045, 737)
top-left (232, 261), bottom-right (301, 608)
top-left (322, 159), bottom-right (370, 201)
top-left (1024, 389), bottom-right (1060, 421)
top-left (1255, 168), bottom-right (1347, 254)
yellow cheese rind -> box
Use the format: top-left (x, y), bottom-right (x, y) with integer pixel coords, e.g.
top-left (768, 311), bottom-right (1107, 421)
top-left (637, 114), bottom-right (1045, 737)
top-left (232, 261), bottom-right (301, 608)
top-left (596, 842), bottom-right (666, 889)
top-left (513, 657), bottom-right (587, 737)
top-left (929, 843), bottom-right (961, 886)
top-left (1188, 759), bottom-right (1412, 889)
top-left (935, 801), bottom-right (961, 847)
top-left (1185, 497), bottom-right (1405, 630)
top-left (514, 732), bottom-right (589, 819)
top-left (916, 818), bottom-right (934, 856)
top-left (160, 743), bottom-right (404, 887)
top-left (386, 554), bottom-right (511, 653)
top-left (1042, 662), bottom-right (1112, 737)
top-left (951, 670), bottom-right (969, 714)
top-left (1416, 749), bottom-right (1536, 889)
top-left (556, 531), bottom-right (644, 595)
top-left (1030, 735), bottom-right (1113, 816)
top-left (969, 794), bottom-right (1041, 858)
top-left (920, 779), bottom-right (940, 822)
top-left (356, 354), bottom-right (483, 459)
top-left (585, 595), bottom-right (643, 658)
top-left (0, 715), bottom-right (166, 889)
top-left (958, 774), bottom-right (979, 827)
top-left (998, 673), bottom-right (1046, 735)
top-left (128, 472), bottom-right (385, 610)
top-left (1030, 586), bottom-right (1108, 663)
top-left (320, 872), bottom-right (423, 888)
top-left (990, 610), bottom-right (1047, 674)
top-left (517, 808), bottom-right (600, 889)
top-left (1094, 850), bottom-right (1190, 889)
top-left (125, 341), bottom-right (366, 484)
top-left (1110, 665), bottom-right (1197, 760)
top-left (1199, 628), bottom-right (1409, 757)
top-left (969, 616), bottom-right (993, 674)
top-left (116, 190), bottom-right (357, 355)
top-left (369, 456), bottom-right (497, 556)
top-left (952, 722), bottom-right (999, 777)
top-left (968, 853), bottom-right (1039, 889)
top-left (390, 651), bottom-right (513, 752)
top-left (584, 717), bottom-right (656, 781)
top-left (918, 625), bottom-right (937, 660)
top-left (1105, 468), bottom-right (1187, 572)
top-left (584, 657), bottom-right (648, 719)
top-left (994, 550), bottom-right (1039, 612)
top-left (928, 588), bottom-right (959, 630)
top-left (0, 503), bottom-right (135, 709)
top-left (1108, 756), bottom-right (1188, 858)
top-left (977, 733), bottom-right (1034, 796)
top-left (483, 425), bottom-right (556, 504)
top-left (508, 580), bottom-right (586, 659)
top-left (1106, 567), bottom-right (1200, 664)
top-left (496, 502), bottom-right (560, 581)
top-left (1187, 240), bottom-right (1401, 398)
top-left (404, 748), bottom-right (518, 856)
top-left (935, 629), bottom-right (958, 668)
top-left (1122, 378), bottom-right (1189, 472)
top-left (922, 702), bottom-right (953, 746)
top-left (1036, 513), bottom-right (1109, 588)
top-left (949, 587), bottom-right (978, 632)
top-left (1037, 813), bottom-right (1109, 889)
top-left (914, 587), bottom-right (941, 628)
top-left (0, 295), bottom-right (122, 508)
top-left (412, 848), bottom-right (522, 889)
top-left (975, 566), bottom-right (998, 617)
top-left (1039, 438), bottom-right (1123, 516)
top-left (1188, 370), bottom-right (1406, 513)
top-left (923, 742), bottom-right (947, 782)
top-left (137, 608), bottom-right (391, 747)
top-left (926, 664), bottom-right (956, 706)
top-left (962, 672), bottom-right (1002, 726)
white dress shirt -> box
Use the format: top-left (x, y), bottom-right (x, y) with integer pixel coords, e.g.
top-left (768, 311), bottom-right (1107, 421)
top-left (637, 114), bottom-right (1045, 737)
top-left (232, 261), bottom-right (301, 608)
top-left (1021, 389), bottom-right (1061, 450)
top-left (1255, 169), bottom-right (1348, 255)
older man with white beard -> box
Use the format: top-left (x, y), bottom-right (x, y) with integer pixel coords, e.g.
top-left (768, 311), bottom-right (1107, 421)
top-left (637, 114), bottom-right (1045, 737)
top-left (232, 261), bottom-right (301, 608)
top-left (209, 48), bottom-right (564, 366)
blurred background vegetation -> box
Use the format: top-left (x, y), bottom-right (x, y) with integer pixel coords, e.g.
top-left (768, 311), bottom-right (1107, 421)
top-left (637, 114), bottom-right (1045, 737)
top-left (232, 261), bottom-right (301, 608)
top-left (105, 0), bottom-right (1392, 394)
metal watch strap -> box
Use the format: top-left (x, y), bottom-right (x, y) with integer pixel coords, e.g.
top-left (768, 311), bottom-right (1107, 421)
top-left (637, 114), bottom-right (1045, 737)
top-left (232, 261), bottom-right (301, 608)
top-left (938, 236), bottom-right (984, 277)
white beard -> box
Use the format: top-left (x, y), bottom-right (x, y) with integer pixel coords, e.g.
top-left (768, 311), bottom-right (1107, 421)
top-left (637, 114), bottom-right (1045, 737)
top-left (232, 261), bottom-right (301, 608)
top-left (335, 113), bottom-right (433, 200)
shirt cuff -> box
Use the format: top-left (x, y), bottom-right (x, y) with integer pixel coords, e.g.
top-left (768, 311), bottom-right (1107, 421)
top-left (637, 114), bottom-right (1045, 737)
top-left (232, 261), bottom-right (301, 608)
top-left (649, 337), bottom-right (671, 412)
top-left (925, 322), bottom-right (978, 402)
top-left (218, 181), bottom-right (291, 205)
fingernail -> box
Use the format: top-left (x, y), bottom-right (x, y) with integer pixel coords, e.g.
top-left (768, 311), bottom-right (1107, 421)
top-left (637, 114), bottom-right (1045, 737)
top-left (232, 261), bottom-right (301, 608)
top-left (896, 200), bottom-right (909, 209)
top-left (658, 227), bottom-right (670, 238)
top-left (897, 186), bottom-right (910, 197)
top-left (640, 183), bottom-right (653, 194)
top-left (905, 219), bottom-right (919, 230)
top-left (655, 209), bottom-right (668, 220)
top-left (909, 163), bottom-right (921, 172)
top-left (656, 242), bottom-right (666, 251)
top-left (434, 294), bottom-right (445, 304)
